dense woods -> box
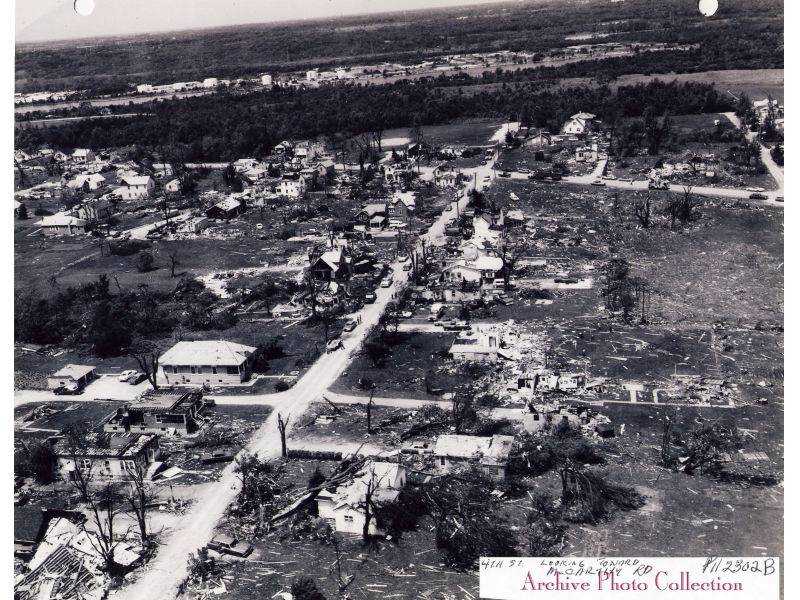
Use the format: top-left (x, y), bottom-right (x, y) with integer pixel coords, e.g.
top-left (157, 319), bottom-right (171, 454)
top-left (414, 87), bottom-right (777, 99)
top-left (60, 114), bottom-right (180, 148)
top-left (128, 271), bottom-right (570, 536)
top-left (15, 79), bottom-right (735, 161)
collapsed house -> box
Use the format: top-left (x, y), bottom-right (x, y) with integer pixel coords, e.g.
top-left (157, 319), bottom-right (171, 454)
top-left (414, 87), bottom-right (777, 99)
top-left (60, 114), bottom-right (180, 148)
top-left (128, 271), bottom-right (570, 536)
top-left (317, 461), bottom-right (406, 536)
top-left (15, 513), bottom-right (142, 600)
top-left (52, 432), bottom-right (162, 481)
top-left (103, 388), bottom-right (207, 435)
top-left (433, 434), bottom-right (514, 481)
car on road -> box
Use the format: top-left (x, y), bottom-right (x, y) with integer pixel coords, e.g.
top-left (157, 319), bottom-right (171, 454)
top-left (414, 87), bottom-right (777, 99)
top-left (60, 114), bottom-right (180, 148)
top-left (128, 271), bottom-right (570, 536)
top-left (402, 263), bottom-right (413, 271)
top-left (118, 370), bottom-right (138, 382)
top-left (483, 175), bottom-right (491, 181)
top-left (401, 311), bottom-right (413, 318)
top-left (326, 339), bottom-right (343, 353)
top-left (128, 373), bottom-right (148, 385)
top-left (527, 173), bottom-right (538, 180)
top-left (749, 192), bottom-right (768, 200)
top-left (54, 385), bottom-right (83, 396)
top-left (446, 204), bottom-right (454, 211)
top-left (208, 534), bottom-right (253, 558)
top-left (746, 187), bottom-right (766, 193)
top-left (364, 292), bottom-right (377, 303)
top-left (343, 320), bottom-right (358, 332)
top-left (498, 171), bottom-right (511, 178)
top-left (398, 254), bottom-right (409, 262)
top-left (518, 168), bottom-right (530, 174)
top-left (590, 179), bottom-right (606, 187)
top-left (776, 196), bottom-right (784, 202)
top-left (256, 223), bottom-right (263, 230)
top-left (380, 278), bottom-right (393, 288)
top-left (602, 174), bottom-right (616, 180)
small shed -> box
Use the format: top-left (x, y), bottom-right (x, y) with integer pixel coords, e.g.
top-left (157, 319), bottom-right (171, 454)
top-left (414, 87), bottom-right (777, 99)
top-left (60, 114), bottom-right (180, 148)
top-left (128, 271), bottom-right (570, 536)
top-left (47, 365), bottom-right (96, 390)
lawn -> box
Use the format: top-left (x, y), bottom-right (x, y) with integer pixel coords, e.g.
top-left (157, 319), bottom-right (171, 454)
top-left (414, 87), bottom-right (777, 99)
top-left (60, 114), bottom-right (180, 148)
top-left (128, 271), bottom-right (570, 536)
top-left (382, 118), bottom-right (507, 149)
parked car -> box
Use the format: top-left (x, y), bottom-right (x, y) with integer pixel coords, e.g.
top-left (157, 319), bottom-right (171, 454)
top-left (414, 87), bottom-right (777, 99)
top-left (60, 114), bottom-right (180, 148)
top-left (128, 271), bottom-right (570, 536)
top-left (749, 192), bottom-right (768, 200)
top-left (380, 278), bottom-right (393, 288)
top-left (326, 339), bottom-right (343, 353)
top-left (518, 168), bottom-right (530, 174)
top-left (498, 171), bottom-right (511, 178)
top-left (398, 254), bottom-right (409, 262)
top-left (590, 179), bottom-right (606, 187)
top-left (54, 385), bottom-right (83, 396)
top-left (118, 370), bottom-right (137, 382)
top-left (343, 320), bottom-right (358, 332)
top-left (128, 373), bottom-right (148, 385)
top-left (776, 196), bottom-right (784, 202)
top-left (364, 292), bottom-right (377, 304)
top-left (402, 263), bottom-right (413, 271)
top-left (256, 223), bottom-right (263, 230)
top-left (208, 534), bottom-right (253, 557)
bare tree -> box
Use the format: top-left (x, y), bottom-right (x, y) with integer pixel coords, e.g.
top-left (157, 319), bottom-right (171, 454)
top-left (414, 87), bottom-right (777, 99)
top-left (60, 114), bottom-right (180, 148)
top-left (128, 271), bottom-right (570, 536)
top-left (500, 238), bottom-right (529, 288)
top-left (366, 384), bottom-right (377, 434)
top-left (132, 351), bottom-right (160, 390)
top-left (82, 482), bottom-right (126, 575)
top-left (451, 387), bottom-right (475, 434)
top-left (635, 194), bottom-right (652, 228)
top-left (277, 413), bottom-right (290, 458)
top-left (667, 186), bottom-right (697, 227)
top-left (124, 460), bottom-right (158, 543)
top-left (63, 425), bottom-right (96, 502)
top-left (660, 406), bottom-right (678, 468)
top-left (167, 252), bottom-right (180, 278)
top-left (303, 270), bottom-right (320, 322)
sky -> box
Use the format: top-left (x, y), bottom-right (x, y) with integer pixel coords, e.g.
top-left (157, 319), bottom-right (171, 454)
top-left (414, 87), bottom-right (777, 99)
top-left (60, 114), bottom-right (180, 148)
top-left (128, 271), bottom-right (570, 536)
top-left (16, 0), bottom-right (515, 43)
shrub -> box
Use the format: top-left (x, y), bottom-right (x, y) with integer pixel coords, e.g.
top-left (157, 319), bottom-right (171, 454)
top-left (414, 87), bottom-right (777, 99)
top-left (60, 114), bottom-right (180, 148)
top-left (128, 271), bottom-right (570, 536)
top-left (278, 225), bottom-right (298, 240)
top-left (275, 380), bottom-right (290, 392)
top-left (109, 239), bottom-right (150, 256)
top-left (136, 250), bottom-right (155, 272)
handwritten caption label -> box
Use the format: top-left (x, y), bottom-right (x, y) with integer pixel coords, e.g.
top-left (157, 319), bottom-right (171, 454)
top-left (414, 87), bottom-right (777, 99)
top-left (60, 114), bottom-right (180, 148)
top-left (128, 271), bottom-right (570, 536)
top-left (479, 557), bottom-right (779, 599)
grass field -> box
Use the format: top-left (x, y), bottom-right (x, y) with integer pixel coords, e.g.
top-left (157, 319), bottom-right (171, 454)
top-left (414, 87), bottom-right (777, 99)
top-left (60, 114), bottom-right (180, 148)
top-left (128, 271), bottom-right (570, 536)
top-left (382, 119), bottom-right (506, 149)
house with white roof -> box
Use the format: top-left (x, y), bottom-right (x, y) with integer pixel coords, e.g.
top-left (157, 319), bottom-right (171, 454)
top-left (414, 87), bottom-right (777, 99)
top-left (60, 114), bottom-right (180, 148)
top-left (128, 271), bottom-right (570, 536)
top-left (354, 203), bottom-right (388, 230)
top-left (433, 434), bottom-right (514, 480)
top-left (164, 179), bottom-right (182, 193)
top-left (67, 173), bottom-right (105, 192)
top-left (71, 149), bottom-right (95, 164)
top-left (116, 175), bottom-right (154, 200)
top-left (317, 461), bottom-right (406, 536)
top-left (443, 255), bottom-right (504, 285)
top-left (37, 214), bottom-right (89, 237)
top-left (562, 112), bottom-right (596, 135)
top-left (205, 196), bottom-right (247, 220)
top-left (159, 341), bottom-right (258, 385)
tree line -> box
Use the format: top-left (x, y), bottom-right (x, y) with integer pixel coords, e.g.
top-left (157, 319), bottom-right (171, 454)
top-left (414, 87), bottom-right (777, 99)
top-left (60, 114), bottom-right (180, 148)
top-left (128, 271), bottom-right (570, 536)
top-left (15, 79), bottom-right (735, 162)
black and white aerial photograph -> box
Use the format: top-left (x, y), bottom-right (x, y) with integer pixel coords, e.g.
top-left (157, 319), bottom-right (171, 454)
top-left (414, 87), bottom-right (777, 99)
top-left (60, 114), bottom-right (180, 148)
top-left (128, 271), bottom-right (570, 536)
top-left (11, 0), bottom-right (786, 598)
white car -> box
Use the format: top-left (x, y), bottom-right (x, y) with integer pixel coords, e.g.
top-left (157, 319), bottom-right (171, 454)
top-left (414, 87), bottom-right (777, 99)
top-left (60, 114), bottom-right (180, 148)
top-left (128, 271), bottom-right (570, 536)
top-left (256, 223), bottom-right (263, 230)
top-left (326, 339), bottom-right (343, 353)
top-left (118, 370), bottom-right (138, 382)
top-left (401, 311), bottom-right (413, 318)
top-left (380, 279), bottom-right (393, 288)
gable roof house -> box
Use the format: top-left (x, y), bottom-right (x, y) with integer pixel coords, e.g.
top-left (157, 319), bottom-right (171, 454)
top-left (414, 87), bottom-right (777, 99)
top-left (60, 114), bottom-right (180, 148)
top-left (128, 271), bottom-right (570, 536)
top-left (318, 159), bottom-right (336, 182)
top-left (317, 461), bottom-right (407, 536)
top-left (37, 214), bottom-right (89, 237)
top-left (562, 112), bottom-right (596, 135)
top-left (277, 173), bottom-right (307, 198)
top-left (383, 163), bottom-right (413, 183)
top-left (525, 128), bottom-right (552, 147)
top-left (310, 249), bottom-right (352, 280)
top-left (164, 178), bottom-right (182, 193)
top-left (116, 176), bottom-right (154, 200)
top-left (52, 431), bottom-right (161, 481)
top-left (354, 203), bottom-right (388, 230)
top-left (71, 149), bottom-right (95, 164)
top-left (274, 140), bottom-right (294, 157)
top-left (67, 173), bottom-right (105, 192)
top-left (433, 434), bottom-right (514, 480)
top-left (159, 341), bottom-right (258, 386)
top-left (152, 163), bottom-right (174, 178)
top-left (443, 256), bottom-right (504, 286)
top-left (73, 199), bottom-right (113, 223)
top-left (205, 196), bottom-right (247, 220)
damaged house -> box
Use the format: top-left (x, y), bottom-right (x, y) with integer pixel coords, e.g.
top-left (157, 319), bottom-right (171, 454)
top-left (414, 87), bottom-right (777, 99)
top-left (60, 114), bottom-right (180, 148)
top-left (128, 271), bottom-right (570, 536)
top-left (317, 461), bottom-right (406, 536)
top-left (433, 434), bottom-right (514, 481)
top-left (52, 432), bottom-right (161, 481)
top-left (103, 389), bottom-right (206, 435)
